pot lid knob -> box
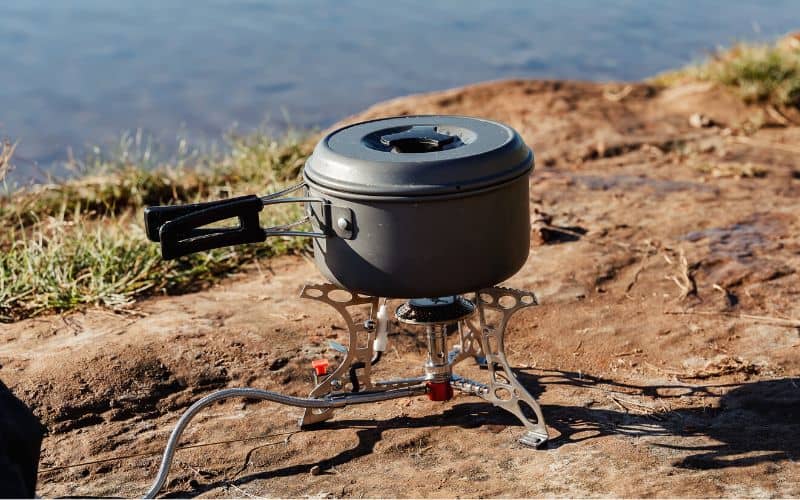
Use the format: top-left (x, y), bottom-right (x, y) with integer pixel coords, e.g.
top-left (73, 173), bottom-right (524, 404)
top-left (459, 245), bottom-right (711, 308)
top-left (380, 125), bottom-right (456, 153)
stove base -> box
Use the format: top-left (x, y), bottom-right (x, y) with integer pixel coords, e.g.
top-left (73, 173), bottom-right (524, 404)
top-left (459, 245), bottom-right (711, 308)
top-left (297, 283), bottom-right (549, 448)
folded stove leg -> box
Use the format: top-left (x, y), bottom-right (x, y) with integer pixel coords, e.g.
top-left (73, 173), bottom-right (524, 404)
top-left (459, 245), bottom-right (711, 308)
top-left (472, 287), bottom-right (549, 448)
top-left (298, 283), bottom-right (378, 427)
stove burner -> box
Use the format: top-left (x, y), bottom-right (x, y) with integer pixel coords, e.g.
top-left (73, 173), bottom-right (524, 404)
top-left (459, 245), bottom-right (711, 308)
top-left (395, 296), bottom-right (476, 325)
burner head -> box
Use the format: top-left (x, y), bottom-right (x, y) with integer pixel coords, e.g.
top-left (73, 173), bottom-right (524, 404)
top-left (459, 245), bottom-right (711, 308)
top-left (395, 296), bottom-right (475, 325)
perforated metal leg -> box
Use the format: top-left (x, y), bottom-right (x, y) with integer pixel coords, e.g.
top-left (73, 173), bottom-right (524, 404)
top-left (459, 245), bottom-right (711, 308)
top-left (472, 287), bottom-right (549, 448)
top-left (298, 283), bottom-right (378, 426)
top-left (448, 317), bottom-right (485, 366)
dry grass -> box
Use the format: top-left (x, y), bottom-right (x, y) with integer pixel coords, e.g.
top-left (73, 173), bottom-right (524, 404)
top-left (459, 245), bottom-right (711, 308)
top-left (652, 36), bottom-right (800, 108)
top-left (0, 131), bottom-right (313, 322)
top-left (0, 141), bottom-right (17, 181)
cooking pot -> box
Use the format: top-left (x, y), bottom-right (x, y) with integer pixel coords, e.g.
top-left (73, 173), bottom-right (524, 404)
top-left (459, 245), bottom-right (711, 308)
top-left (144, 115), bottom-right (534, 298)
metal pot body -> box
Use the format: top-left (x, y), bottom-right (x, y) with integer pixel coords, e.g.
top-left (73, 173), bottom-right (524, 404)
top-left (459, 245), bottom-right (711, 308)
top-left (305, 172), bottom-right (531, 298)
top-left (146, 115), bottom-right (534, 297)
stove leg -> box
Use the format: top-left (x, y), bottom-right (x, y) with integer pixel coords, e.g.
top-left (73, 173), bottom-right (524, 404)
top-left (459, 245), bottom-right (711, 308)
top-left (474, 287), bottom-right (548, 448)
top-left (298, 284), bottom-right (378, 427)
top-left (447, 317), bottom-right (485, 367)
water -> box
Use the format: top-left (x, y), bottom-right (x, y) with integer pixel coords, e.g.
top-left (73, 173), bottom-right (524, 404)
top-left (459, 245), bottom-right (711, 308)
top-left (2, 0), bottom-right (798, 181)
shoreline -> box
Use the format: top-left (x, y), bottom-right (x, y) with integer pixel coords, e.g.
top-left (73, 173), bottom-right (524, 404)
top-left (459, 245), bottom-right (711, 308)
top-left (1, 34), bottom-right (799, 322)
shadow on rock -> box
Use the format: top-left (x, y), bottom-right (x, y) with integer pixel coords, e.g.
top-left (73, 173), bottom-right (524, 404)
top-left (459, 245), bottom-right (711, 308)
top-left (522, 370), bottom-right (800, 470)
top-left (667, 378), bottom-right (800, 469)
top-left (168, 370), bottom-right (800, 496)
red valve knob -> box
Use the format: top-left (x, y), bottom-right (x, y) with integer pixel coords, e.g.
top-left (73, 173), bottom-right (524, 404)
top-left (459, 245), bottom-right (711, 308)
top-left (426, 381), bottom-right (453, 402)
top-left (311, 359), bottom-right (329, 376)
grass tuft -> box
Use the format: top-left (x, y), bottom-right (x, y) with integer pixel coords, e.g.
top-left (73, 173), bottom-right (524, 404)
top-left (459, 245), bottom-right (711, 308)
top-left (0, 141), bottom-right (16, 181)
top-left (0, 131), bottom-right (313, 322)
top-left (652, 36), bottom-right (800, 107)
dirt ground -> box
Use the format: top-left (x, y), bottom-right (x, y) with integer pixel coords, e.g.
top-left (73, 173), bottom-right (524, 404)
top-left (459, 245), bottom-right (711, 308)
top-left (2, 79), bottom-right (800, 498)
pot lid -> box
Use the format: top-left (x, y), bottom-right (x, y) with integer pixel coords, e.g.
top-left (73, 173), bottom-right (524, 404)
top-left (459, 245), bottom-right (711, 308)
top-left (304, 115), bottom-right (533, 196)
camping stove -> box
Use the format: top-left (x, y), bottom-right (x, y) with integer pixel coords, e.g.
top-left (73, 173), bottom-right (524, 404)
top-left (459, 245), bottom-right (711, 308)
top-left (298, 283), bottom-right (548, 448)
top-left (143, 116), bottom-right (548, 497)
top-left (144, 283), bottom-right (549, 497)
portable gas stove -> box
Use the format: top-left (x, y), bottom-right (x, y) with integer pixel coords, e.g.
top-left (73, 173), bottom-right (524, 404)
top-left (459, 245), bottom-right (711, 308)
top-left (142, 115), bottom-right (548, 497)
top-left (298, 283), bottom-right (547, 447)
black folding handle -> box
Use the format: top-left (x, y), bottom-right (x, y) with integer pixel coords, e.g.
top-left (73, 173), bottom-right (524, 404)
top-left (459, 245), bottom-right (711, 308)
top-left (145, 195), bottom-right (266, 259)
top-left (143, 197), bottom-right (257, 242)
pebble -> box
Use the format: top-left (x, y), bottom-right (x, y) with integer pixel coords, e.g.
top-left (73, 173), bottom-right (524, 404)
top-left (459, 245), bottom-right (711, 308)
top-left (268, 357), bottom-right (289, 371)
top-left (310, 465), bottom-right (322, 476)
top-left (689, 113), bottom-right (714, 128)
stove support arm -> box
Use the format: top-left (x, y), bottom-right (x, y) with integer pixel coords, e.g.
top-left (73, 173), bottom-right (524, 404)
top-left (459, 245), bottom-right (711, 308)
top-left (299, 283), bottom-right (379, 426)
top-left (472, 287), bottom-right (549, 448)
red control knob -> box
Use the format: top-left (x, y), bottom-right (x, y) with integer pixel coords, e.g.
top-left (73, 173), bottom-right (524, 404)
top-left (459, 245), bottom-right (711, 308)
top-left (426, 381), bottom-right (453, 402)
top-left (311, 359), bottom-right (329, 376)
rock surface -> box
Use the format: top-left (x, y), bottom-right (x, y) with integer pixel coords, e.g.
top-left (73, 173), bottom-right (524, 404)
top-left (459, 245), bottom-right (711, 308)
top-left (2, 79), bottom-right (799, 497)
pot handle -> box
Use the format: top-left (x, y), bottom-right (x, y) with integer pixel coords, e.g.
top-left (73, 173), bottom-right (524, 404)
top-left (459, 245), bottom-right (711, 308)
top-left (144, 183), bottom-right (328, 259)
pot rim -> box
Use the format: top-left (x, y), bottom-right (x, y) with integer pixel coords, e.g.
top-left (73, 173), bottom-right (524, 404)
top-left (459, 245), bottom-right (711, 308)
top-left (304, 115), bottom-right (534, 197)
top-left (303, 165), bottom-right (532, 203)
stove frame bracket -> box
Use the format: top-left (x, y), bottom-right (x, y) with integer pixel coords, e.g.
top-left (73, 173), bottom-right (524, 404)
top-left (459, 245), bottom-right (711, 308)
top-left (299, 283), bottom-right (379, 426)
top-left (470, 287), bottom-right (548, 448)
top-left (297, 283), bottom-right (548, 448)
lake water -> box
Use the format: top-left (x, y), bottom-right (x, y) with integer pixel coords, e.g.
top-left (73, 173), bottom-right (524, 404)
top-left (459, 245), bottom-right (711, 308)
top-left (2, 0), bottom-right (799, 181)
